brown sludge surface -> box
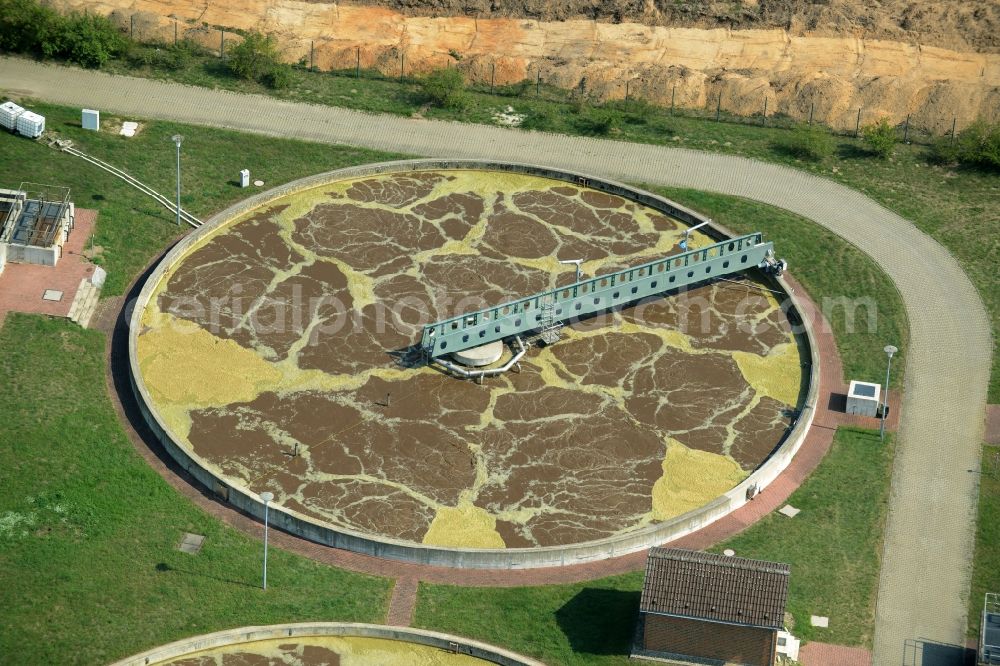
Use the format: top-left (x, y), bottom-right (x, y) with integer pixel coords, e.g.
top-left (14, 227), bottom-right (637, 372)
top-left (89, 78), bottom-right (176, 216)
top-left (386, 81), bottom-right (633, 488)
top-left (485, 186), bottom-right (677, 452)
top-left (137, 170), bottom-right (805, 549)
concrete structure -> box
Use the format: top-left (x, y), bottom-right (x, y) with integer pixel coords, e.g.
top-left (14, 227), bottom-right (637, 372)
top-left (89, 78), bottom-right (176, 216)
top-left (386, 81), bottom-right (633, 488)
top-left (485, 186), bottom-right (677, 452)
top-left (127, 159), bottom-right (821, 569)
top-left (846, 380), bottom-right (881, 417)
top-left (0, 185), bottom-right (75, 269)
top-left (108, 622), bottom-right (545, 666)
top-left (633, 548), bottom-right (790, 666)
top-left (982, 594), bottom-right (1000, 665)
top-left (453, 340), bottom-right (505, 367)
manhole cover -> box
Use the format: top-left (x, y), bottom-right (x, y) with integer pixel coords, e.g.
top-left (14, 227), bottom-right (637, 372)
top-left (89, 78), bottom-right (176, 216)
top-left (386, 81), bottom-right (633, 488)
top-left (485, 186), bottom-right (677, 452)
top-left (178, 532), bottom-right (205, 554)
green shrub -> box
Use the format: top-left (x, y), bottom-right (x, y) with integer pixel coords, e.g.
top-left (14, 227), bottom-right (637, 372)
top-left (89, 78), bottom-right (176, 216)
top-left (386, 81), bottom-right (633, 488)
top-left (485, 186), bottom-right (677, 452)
top-left (0, 0), bottom-right (63, 56)
top-left (574, 108), bottom-right (617, 136)
top-left (495, 79), bottom-right (532, 97)
top-left (520, 106), bottom-right (557, 131)
top-left (227, 31), bottom-right (282, 82)
top-left (420, 67), bottom-right (468, 109)
top-left (606, 98), bottom-right (656, 125)
top-left (0, 0), bottom-right (125, 67)
top-left (775, 124), bottom-right (834, 161)
top-left (934, 119), bottom-right (1000, 170)
top-left (263, 64), bottom-right (293, 90)
top-left (862, 116), bottom-right (897, 158)
top-left (125, 43), bottom-right (192, 71)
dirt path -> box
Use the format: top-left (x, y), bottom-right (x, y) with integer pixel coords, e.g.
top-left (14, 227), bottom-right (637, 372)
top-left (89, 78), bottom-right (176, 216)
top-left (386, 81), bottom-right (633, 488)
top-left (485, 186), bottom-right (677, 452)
top-left (3, 57), bottom-right (991, 664)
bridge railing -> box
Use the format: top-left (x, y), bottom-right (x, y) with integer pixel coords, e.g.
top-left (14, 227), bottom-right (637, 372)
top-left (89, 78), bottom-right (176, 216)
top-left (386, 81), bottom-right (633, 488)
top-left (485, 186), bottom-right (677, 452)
top-left (420, 232), bottom-right (769, 357)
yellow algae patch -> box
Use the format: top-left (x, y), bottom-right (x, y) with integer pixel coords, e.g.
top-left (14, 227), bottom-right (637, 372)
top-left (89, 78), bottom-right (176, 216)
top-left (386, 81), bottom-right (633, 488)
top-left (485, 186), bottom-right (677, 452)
top-left (422, 501), bottom-right (506, 549)
top-left (651, 439), bottom-right (748, 521)
top-left (137, 316), bottom-right (282, 407)
top-left (732, 342), bottom-right (801, 407)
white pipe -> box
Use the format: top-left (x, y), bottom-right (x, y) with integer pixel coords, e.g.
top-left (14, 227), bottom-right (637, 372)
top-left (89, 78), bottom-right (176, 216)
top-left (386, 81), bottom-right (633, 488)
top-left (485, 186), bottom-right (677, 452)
top-left (434, 337), bottom-right (527, 380)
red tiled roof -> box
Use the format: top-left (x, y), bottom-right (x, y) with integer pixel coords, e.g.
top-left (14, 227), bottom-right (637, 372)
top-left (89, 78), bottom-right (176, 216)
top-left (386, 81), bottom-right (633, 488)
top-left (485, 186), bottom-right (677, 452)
top-left (640, 548), bottom-right (790, 629)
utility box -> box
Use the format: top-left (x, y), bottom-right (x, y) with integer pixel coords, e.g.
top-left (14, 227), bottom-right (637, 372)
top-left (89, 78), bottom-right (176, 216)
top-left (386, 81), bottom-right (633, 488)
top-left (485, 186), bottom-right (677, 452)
top-left (82, 109), bottom-right (100, 131)
top-left (846, 380), bottom-right (880, 417)
top-left (15, 111), bottom-right (45, 138)
top-left (0, 101), bottom-right (25, 130)
top-left (239, 169), bottom-right (250, 188)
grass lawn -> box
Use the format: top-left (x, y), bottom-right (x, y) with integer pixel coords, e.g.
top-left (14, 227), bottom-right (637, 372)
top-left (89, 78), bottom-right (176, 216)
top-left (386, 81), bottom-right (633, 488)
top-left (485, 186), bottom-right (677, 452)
top-left (649, 186), bottom-right (907, 388)
top-left (710, 428), bottom-right (894, 647)
top-left (95, 47), bottom-right (998, 399)
top-left (969, 444), bottom-right (1000, 638)
top-left (0, 314), bottom-right (392, 664)
top-left (0, 101), bottom-right (405, 297)
top-left (414, 428), bottom-right (895, 662)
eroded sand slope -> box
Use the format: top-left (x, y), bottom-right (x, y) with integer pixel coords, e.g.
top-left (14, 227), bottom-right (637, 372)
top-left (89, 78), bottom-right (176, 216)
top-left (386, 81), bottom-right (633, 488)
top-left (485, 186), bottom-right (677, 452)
top-left (61, 0), bottom-right (999, 131)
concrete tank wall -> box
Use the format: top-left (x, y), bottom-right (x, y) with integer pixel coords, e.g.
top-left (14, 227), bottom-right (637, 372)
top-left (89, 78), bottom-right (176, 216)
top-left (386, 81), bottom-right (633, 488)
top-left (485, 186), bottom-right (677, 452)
top-left (108, 622), bottom-right (547, 666)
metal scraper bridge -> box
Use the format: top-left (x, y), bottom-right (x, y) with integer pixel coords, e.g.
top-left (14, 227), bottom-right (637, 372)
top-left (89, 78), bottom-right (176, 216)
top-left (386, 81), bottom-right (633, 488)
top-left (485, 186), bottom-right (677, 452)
top-left (420, 231), bottom-right (781, 363)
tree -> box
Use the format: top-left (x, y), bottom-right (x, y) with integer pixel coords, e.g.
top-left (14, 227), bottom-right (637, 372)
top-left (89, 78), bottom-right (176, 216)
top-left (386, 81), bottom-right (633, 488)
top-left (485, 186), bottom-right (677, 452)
top-left (862, 116), bottom-right (897, 158)
top-left (227, 31), bottom-right (281, 82)
top-left (420, 67), bottom-right (468, 109)
top-left (0, 0), bottom-right (66, 57)
top-left (938, 119), bottom-right (1000, 170)
top-left (62, 12), bottom-right (127, 68)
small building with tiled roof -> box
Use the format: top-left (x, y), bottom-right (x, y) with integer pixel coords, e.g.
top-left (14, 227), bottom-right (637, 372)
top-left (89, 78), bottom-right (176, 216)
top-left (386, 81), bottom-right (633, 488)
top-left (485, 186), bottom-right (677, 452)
top-left (632, 547), bottom-right (791, 666)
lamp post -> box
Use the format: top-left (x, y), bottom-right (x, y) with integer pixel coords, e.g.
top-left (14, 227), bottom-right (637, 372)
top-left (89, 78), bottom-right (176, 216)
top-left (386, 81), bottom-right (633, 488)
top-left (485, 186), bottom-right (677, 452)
top-left (171, 134), bottom-right (183, 226)
top-left (880, 344), bottom-right (898, 442)
top-left (260, 491), bottom-right (273, 590)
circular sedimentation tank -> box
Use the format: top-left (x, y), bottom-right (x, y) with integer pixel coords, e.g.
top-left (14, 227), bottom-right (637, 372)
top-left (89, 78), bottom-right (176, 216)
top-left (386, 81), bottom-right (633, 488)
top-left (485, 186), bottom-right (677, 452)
top-left (130, 161), bottom-right (813, 564)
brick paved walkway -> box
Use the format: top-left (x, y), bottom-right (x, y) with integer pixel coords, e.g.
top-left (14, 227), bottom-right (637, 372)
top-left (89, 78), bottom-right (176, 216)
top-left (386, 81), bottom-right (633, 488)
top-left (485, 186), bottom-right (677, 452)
top-left (800, 641), bottom-right (873, 666)
top-left (386, 577), bottom-right (419, 627)
top-left (0, 208), bottom-right (96, 327)
top-left (986, 405), bottom-right (1000, 446)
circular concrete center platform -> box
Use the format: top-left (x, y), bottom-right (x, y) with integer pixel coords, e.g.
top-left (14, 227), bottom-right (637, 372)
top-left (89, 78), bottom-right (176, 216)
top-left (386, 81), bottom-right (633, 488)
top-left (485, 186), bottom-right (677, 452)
top-left (453, 340), bottom-right (506, 367)
top-left (130, 161), bottom-right (814, 565)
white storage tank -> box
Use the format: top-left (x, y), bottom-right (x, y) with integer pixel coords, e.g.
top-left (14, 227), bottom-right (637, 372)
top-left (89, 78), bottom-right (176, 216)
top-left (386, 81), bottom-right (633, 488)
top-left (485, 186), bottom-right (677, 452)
top-left (0, 101), bottom-right (25, 130)
top-left (15, 110), bottom-right (45, 138)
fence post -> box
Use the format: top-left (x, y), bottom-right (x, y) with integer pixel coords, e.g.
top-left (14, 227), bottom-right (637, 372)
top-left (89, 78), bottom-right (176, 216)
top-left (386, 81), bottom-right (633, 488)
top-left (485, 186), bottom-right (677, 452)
top-left (220, 30), bottom-right (224, 59)
top-left (854, 108), bottom-right (862, 138)
top-left (671, 85), bottom-right (675, 116)
top-left (950, 117), bottom-right (957, 145)
top-left (310, 41), bottom-right (314, 70)
top-left (490, 63), bottom-right (495, 95)
top-left (716, 93), bottom-right (721, 122)
top-left (762, 97), bottom-right (767, 126)
top-left (130, 14), bottom-right (134, 40)
top-left (400, 52), bottom-right (405, 82)
top-left (356, 47), bottom-right (360, 79)
top-left (903, 114), bottom-right (910, 143)
top-left (174, 20), bottom-right (178, 46)
top-left (536, 70), bottom-right (540, 97)
top-left (625, 79), bottom-right (630, 105)
top-left (808, 102), bottom-right (814, 125)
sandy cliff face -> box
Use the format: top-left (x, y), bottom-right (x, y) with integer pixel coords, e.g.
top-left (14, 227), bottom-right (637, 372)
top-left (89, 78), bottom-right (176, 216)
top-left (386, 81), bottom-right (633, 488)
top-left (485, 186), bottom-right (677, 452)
top-left (57, 0), bottom-right (1000, 132)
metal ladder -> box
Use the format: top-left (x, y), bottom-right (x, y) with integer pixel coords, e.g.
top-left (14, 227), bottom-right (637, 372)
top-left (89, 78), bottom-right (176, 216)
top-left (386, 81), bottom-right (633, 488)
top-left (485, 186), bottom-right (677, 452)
top-left (536, 296), bottom-right (561, 346)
